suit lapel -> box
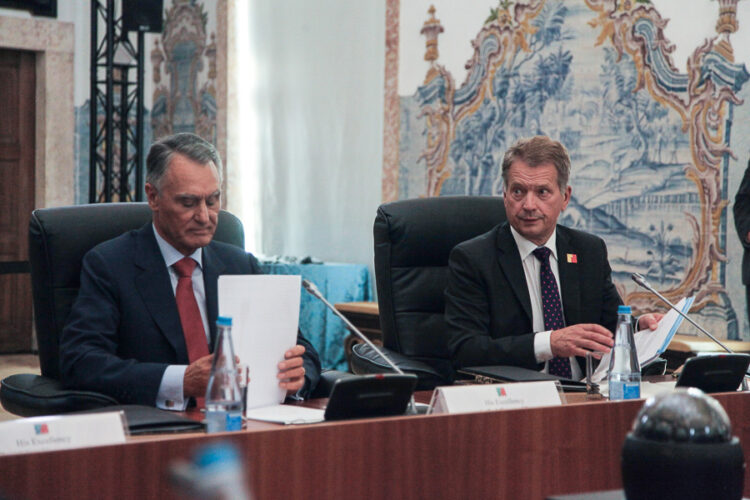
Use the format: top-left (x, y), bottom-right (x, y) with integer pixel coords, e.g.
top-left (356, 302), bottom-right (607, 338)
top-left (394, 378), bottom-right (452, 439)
top-left (203, 243), bottom-right (226, 351)
top-left (556, 227), bottom-right (581, 327)
top-left (134, 225), bottom-right (188, 361)
top-left (495, 224), bottom-right (533, 322)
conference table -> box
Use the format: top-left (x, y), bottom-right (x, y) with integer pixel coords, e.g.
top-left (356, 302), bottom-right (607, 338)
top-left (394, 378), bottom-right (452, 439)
top-left (2, 390), bottom-right (750, 500)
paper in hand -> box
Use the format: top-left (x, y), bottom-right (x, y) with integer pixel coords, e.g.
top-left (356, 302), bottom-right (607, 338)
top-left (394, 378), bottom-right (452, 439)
top-left (591, 297), bottom-right (694, 383)
top-left (218, 274), bottom-right (301, 411)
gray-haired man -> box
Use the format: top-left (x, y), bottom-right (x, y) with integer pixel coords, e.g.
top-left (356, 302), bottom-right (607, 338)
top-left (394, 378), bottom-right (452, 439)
top-left (60, 133), bottom-right (320, 409)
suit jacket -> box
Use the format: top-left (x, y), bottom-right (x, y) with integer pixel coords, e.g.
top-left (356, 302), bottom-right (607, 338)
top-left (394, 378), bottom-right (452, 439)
top-left (734, 159), bottom-right (750, 285)
top-left (59, 223), bottom-right (321, 405)
top-left (444, 222), bottom-right (622, 370)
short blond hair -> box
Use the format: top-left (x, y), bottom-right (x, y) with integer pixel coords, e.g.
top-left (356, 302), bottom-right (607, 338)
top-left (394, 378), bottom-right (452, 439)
top-left (501, 136), bottom-right (570, 191)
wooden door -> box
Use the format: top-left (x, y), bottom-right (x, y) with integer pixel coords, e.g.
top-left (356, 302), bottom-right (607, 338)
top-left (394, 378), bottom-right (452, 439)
top-left (0, 49), bottom-right (35, 352)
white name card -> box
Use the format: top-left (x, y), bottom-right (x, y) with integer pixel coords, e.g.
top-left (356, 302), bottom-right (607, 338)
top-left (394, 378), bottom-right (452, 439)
top-left (0, 412), bottom-right (128, 456)
top-left (428, 381), bottom-right (563, 415)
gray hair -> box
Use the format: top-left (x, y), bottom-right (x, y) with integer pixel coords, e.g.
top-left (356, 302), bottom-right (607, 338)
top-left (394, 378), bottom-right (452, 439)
top-left (146, 132), bottom-right (223, 189)
top-left (501, 136), bottom-right (570, 191)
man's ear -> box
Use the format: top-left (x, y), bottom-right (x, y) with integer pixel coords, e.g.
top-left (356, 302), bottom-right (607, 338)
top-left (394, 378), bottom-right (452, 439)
top-left (145, 183), bottom-right (158, 210)
top-left (561, 185), bottom-right (572, 210)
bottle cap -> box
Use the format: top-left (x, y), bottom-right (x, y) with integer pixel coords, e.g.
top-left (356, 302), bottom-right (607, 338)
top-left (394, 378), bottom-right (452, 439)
top-left (618, 305), bottom-right (632, 315)
top-left (194, 442), bottom-right (240, 469)
top-left (216, 316), bottom-right (232, 326)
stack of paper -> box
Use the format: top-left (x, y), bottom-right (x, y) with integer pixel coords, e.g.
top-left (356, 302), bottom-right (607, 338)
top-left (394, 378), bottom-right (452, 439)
top-left (244, 405), bottom-right (324, 425)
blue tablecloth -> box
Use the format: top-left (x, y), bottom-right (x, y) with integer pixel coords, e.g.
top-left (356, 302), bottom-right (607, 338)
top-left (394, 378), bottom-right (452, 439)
top-left (260, 262), bottom-right (372, 371)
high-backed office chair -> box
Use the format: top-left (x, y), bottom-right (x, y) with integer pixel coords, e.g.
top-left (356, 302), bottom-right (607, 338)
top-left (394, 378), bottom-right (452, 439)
top-left (350, 196), bottom-right (506, 390)
top-left (0, 203), bottom-right (246, 417)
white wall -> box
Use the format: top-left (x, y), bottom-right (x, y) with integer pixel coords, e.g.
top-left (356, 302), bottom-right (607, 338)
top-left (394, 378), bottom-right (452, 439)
top-left (239, 0), bottom-right (385, 269)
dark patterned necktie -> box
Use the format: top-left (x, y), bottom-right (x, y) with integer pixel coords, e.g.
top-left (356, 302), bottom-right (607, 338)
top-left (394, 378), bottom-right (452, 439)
top-left (532, 247), bottom-right (572, 379)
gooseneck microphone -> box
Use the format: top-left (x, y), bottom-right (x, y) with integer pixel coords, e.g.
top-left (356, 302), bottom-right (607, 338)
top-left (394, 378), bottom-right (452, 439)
top-left (302, 279), bottom-right (404, 375)
top-left (630, 272), bottom-right (733, 353)
top-left (301, 279), bottom-right (419, 414)
top-left (631, 272), bottom-right (748, 390)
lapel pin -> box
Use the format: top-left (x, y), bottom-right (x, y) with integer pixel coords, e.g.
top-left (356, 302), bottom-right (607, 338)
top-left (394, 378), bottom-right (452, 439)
top-left (567, 253), bottom-right (578, 263)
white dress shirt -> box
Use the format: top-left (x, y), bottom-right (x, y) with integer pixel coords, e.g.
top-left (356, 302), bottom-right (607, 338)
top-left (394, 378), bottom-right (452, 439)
top-left (152, 225), bottom-right (208, 410)
top-left (510, 226), bottom-right (583, 380)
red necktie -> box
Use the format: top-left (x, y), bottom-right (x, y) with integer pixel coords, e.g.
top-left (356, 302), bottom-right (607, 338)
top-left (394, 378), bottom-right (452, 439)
top-left (532, 247), bottom-right (572, 379)
top-left (173, 257), bottom-right (209, 362)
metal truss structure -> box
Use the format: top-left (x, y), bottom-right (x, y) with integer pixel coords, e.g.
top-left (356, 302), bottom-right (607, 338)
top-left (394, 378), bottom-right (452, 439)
top-left (89, 0), bottom-right (146, 203)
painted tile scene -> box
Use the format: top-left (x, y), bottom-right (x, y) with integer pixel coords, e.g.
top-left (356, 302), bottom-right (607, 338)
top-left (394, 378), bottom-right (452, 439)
top-left (386, 0), bottom-right (750, 339)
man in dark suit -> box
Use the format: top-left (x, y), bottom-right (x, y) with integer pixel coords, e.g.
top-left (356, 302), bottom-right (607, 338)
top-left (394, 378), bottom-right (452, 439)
top-left (60, 133), bottom-right (320, 409)
top-left (445, 136), bottom-right (660, 378)
top-left (734, 159), bottom-right (750, 322)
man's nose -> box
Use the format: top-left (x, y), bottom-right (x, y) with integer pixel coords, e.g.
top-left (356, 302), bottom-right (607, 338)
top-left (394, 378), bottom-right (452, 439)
top-left (521, 192), bottom-right (537, 210)
top-left (193, 201), bottom-right (209, 222)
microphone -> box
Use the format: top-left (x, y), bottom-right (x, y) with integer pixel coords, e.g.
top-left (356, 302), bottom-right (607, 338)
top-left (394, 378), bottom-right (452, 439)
top-left (630, 272), bottom-right (733, 353)
top-left (301, 279), bottom-right (420, 414)
top-left (630, 272), bottom-right (748, 389)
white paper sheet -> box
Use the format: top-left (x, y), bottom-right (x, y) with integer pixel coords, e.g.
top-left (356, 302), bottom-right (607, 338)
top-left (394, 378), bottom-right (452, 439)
top-left (591, 297), bottom-right (694, 383)
top-left (218, 275), bottom-right (301, 411)
top-left (244, 404), bottom-right (325, 425)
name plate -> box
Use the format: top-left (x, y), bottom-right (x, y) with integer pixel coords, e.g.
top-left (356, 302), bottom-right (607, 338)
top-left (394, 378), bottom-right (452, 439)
top-left (428, 381), bottom-right (563, 415)
top-left (0, 412), bottom-right (128, 456)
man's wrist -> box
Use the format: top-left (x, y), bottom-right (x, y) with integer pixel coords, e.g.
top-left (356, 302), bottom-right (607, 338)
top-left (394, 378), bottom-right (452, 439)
top-left (534, 330), bottom-right (554, 363)
top-left (156, 365), bottom-right (189, 411)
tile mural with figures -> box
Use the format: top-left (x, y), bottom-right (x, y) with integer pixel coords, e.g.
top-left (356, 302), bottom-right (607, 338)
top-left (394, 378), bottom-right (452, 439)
top-left (385, 0), bottom-right (750, 339)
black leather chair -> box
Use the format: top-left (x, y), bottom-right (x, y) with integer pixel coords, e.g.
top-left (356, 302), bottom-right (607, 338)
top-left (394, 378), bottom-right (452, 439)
top-left (0, 202), bottom-right (339, 417)
top-left (350, 196), bottom-right (506, 390)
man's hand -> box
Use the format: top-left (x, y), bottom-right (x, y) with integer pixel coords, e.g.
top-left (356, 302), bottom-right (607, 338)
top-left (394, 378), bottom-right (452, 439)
top-left (183, 354), bottom-right (214, 397)
top-left (550, 324), bottom-right (614, 359)
top-left (278, 345), bottom-right (307, 395)
top-left (637, 313), bottom-right (664, 331)
top-left (184, 354), bottom-right (244, 398)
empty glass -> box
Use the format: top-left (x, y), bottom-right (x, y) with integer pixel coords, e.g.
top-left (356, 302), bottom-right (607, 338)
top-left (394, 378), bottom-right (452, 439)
top-left (236, 363), bottom-right (249, 414)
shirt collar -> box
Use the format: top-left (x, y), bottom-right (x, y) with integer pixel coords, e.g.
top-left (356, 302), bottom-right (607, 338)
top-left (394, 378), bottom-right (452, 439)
top-left (152, 224), bottom-right (203, 269)
top-left (510, 225), bottom-right (558, 262)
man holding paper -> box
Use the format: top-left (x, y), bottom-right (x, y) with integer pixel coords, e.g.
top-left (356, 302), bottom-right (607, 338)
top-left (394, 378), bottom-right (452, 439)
top-left (59, 133), bottom-right (320, 409)
top-left (445, 136), bottom-right (661, 379)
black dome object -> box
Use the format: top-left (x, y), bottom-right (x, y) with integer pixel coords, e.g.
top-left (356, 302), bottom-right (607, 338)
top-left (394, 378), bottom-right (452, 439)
top-left (631, 386), bottom-right (732, 443)
top-left (622, 388), bottom-right (745, 500)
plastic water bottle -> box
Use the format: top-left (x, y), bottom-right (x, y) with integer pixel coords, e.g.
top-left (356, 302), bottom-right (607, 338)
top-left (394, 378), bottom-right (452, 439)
top-left (608, 305), bottom-right (641, 400)
top-left (169, 442), bottom-right (252, 499)
top-left (193, 442), bottom-right (252, 500)
top-left (205, 316), bottom-right (243, 433)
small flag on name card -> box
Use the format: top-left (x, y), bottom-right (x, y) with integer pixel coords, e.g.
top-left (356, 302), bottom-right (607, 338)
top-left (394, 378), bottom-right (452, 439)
top-left (567, 254), bottom-right (577, 263)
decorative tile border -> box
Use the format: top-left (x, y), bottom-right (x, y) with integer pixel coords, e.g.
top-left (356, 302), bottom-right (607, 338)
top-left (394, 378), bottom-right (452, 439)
top-left (382, 0), bottom-right (400, 203)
